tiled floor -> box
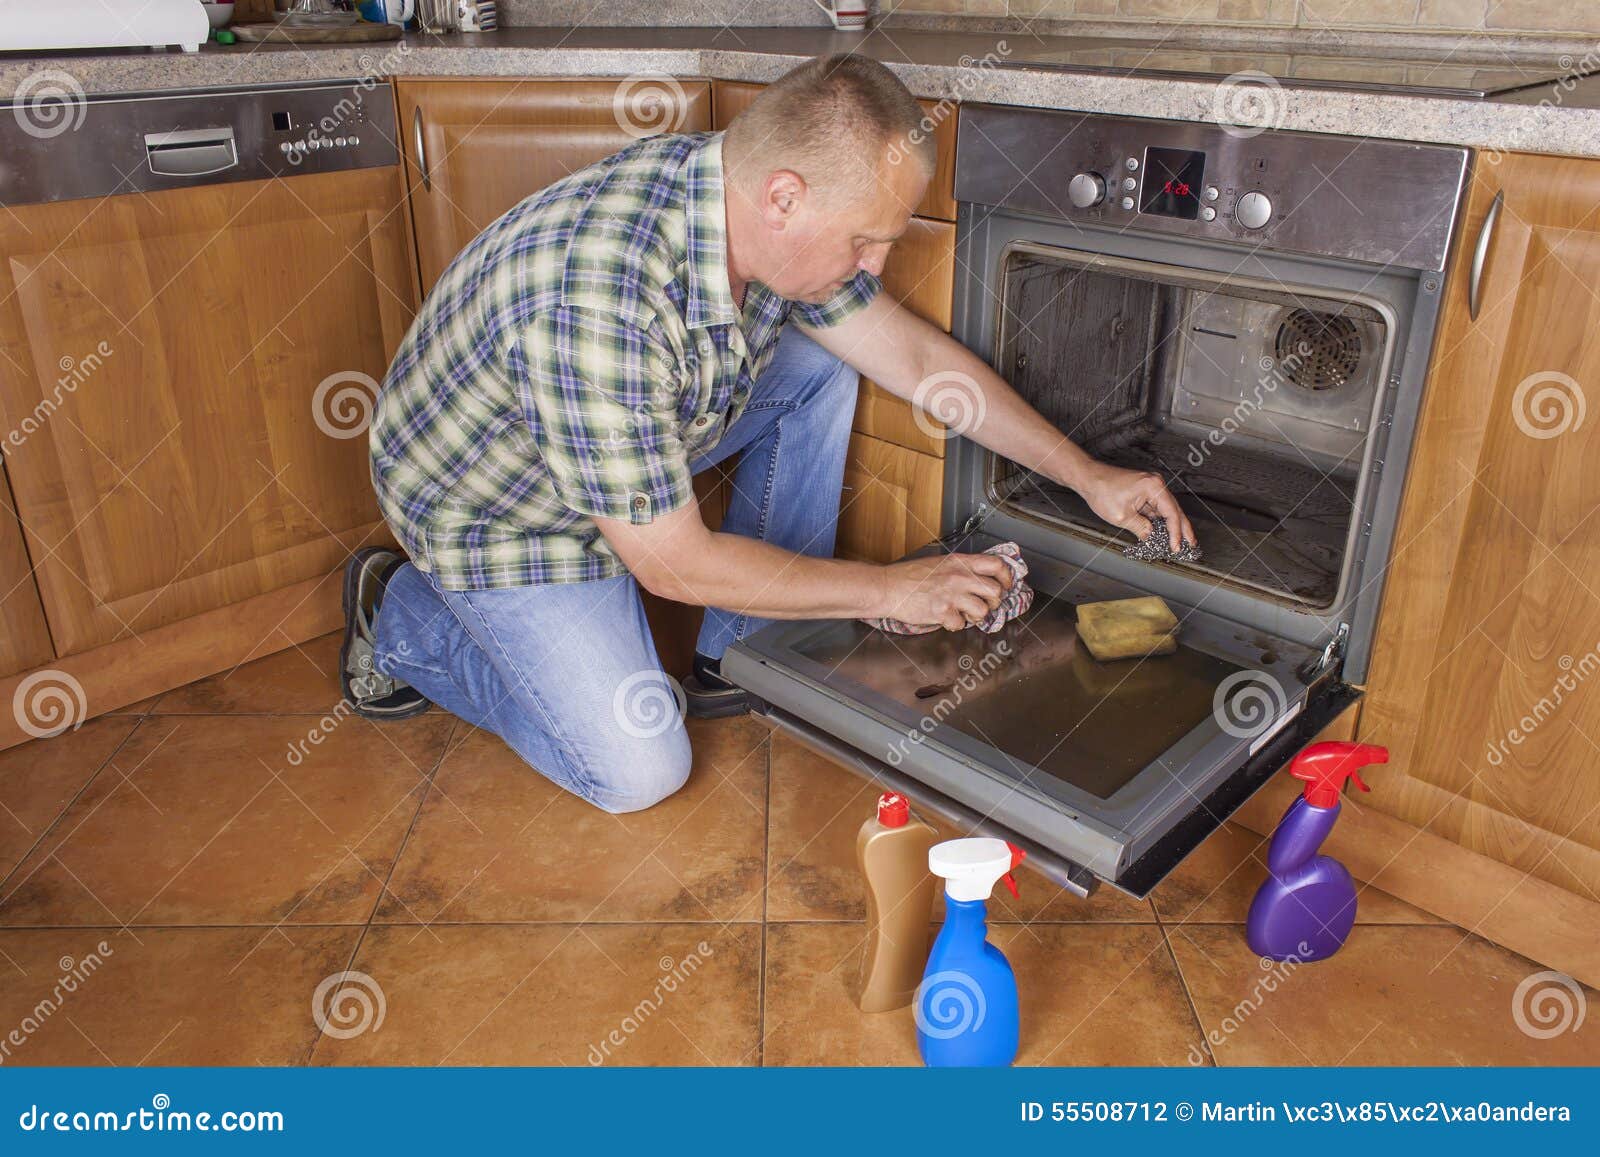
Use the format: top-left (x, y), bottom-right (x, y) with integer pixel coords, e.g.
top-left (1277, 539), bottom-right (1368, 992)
top-left (0, 632), bottom-right (1594, 1067)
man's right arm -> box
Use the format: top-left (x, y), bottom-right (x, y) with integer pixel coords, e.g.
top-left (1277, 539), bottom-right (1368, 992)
top-left (593, 503), bottom-right (1014, 633)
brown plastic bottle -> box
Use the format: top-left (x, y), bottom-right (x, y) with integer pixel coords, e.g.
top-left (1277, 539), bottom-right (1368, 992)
top-left (852, 791), bottom-right (939, 1013)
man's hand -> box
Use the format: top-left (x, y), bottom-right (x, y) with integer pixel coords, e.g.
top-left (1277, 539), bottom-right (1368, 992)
top-left (875, 552), bottom-right (1015, 632)
top-left (1077, 461), bottom-right (1197, 548)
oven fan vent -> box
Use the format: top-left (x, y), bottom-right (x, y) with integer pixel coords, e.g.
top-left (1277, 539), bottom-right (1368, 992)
top-left (1273, 309), bottom-right (1363, 392)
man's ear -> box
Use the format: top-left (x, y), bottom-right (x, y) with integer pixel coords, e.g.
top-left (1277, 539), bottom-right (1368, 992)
top-left (762, 169), bottom-right (807, 228)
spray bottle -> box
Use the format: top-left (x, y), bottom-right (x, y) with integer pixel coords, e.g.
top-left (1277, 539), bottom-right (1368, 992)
top-left (916, 836), bottom-right (1027, 1067)
top-left (1246, 740), bottom-right (1389, 962)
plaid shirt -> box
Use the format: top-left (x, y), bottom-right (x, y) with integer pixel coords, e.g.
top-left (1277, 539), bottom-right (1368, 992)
top-left (370, 130), bottom-right (881, 590)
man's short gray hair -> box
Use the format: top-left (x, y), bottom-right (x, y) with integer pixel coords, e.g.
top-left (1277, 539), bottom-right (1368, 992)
top-left (721, 54), bottom-right (937, 209)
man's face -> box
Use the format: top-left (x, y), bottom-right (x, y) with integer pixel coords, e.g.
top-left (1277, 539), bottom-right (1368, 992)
top-left (756, 148), bottom-right (928, 305)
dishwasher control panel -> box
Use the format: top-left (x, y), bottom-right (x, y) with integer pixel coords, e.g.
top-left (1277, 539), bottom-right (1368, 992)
top-left (0, 81), bottom-right (400, 208)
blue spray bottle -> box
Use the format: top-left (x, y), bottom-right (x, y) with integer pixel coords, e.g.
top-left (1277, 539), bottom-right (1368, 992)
top-left (1246, 740), bottom-right (1388, 962)
top-left (915, 837), bottom-right (1026, 1067)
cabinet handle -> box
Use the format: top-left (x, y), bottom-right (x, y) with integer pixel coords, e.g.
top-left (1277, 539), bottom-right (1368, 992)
top-left (412, 106), bottom-right (431, 192)
top-left (1468, 189), bottom-right (1503, 321)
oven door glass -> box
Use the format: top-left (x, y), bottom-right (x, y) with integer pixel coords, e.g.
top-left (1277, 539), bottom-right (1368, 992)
top-left (721, 531), bottom-right (1358, 898)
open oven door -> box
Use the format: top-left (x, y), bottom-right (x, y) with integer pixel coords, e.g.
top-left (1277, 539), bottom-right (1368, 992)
top-left (720, 530), bottom-right (1360, 900)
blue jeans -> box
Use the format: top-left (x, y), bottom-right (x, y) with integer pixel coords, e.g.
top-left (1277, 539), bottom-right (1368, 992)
top-left (371, 323), bottom-right (859, 812)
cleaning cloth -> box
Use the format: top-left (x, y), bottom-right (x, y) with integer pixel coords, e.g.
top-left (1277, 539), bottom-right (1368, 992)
top-left (863, 541), bottom-right (1034, 635)
top-left (1124, 514), bottom-right (1203, 564)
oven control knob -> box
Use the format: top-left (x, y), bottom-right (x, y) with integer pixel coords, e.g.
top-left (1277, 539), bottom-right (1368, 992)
top-left (1067, 172), bottom-right (1106, 209)
top-left (1236, 190), bottom-right (1274, 230)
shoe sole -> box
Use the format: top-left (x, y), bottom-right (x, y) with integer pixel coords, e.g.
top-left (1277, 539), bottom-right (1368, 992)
top-left (683, 675), bottom-right (752, 720)
top-left (340, 549), bottom-right (431, 721)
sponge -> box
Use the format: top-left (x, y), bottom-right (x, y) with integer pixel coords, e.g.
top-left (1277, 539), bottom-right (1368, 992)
top-left (1075, 595), bottom-right (1179, 661)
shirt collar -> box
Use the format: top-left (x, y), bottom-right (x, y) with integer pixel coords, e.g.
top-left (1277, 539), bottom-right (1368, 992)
top-left (683, 132), bottom-right (741, 331)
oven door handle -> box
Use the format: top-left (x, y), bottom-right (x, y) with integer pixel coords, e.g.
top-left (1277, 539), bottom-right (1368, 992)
top-left (1468, 189), bottom-right (1503, 321)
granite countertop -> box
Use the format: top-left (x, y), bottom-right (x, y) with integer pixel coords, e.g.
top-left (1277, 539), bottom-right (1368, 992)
top-left (2, 25), bottom-right (1598, 159)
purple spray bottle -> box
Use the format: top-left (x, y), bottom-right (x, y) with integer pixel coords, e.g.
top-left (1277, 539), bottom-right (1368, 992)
top-left (1246, 740), bottom-right (1388, 962)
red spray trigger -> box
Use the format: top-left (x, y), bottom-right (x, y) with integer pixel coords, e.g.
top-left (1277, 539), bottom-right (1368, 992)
top-left (1001, 842), bottom-right (1027, 900)
top-left (1289, 741), bottom-right (1387, 808)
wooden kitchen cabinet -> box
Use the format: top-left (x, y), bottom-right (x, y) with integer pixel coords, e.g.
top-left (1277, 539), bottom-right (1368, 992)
top-left (0, 167), bottom-right (415, 660)
top-left (399, 79), bottom-right (713, 291)
top-left (836, 434), bottom-right (944, 565)
top-left (1349, 151), bottom-right (1600, 980)
top-left (0, 463), bottom-right (53, 677)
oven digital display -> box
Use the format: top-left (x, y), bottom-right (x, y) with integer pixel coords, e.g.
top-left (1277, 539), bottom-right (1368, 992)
top-left (1141, 147), bottom-right (1207, 219)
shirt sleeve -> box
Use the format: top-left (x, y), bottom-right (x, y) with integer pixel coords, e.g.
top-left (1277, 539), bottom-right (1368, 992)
top-left (788, 268), bottom-right (883, 328)
top-left (514, 305), bottom-right (693, 527)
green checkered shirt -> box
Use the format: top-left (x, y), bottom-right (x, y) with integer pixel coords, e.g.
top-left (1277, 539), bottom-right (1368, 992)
top-left (370, 129), bottom-right (880, 590)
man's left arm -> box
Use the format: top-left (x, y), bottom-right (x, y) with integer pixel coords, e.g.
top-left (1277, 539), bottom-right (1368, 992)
top-left (797, 294), bottom-right (1197, 547)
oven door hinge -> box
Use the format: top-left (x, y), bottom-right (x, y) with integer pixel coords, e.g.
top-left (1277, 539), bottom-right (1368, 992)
top-left (941, 503), bottom-right (991, 548)
top-left (1299, 622), bottom-right (1349, 684)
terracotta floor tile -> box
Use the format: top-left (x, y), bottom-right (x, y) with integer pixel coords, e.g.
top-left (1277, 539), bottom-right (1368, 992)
top-left (312, 922), bottom-right (760, 1065)
top-left (766, 731), bottom-right (1153, 924)
top-left (0, 925), bottom-right (360, 1065)
top-left (1151, 821), bottom-right (1444, 925)
top-left (152, 632), bottom-right (347, 715)
top-left (0, 717), bottom-right (137, 879)
top-left (0, 713), bottom-right (453, 926)
top-left (762, 921), bottom-right (1202, 1066)
top-left (376, 716), bottom-right (768, 923)
top-left (1169, 923), bottom-right (1599, 1065)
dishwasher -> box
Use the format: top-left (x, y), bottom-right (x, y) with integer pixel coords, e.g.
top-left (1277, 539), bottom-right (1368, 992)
top-left (0, 83), bottom-right (411, 657)
top-left (724, 103), bottom-right (1469, 900)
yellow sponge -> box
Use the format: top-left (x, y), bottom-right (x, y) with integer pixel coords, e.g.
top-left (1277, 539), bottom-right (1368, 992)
top-left (1075, 596), bottom-right (1179, 662)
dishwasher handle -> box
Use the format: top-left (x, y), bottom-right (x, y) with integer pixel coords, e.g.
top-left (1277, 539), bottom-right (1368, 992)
top-left (144, 128), bottom-right (239, 178)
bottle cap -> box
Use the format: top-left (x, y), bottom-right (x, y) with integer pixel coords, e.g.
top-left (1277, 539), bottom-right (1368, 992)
top-left (928, 837), bottom-right (1026, 902)
top-left (876, 792), bottom-right (909, 828)
top-left (1290, 740), bottom-right (1387, 808)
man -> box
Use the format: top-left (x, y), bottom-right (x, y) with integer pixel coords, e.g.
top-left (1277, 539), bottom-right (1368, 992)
top-left (343, 53), bottom-right (1193, 814)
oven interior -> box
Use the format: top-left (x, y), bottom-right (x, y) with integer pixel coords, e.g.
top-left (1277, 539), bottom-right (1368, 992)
top-left (989, 247), bottom-right (1392, 611)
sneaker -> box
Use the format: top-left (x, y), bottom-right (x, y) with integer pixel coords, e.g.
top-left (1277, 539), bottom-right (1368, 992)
top-left (340, 548), bottom-right (431, 720)
top-left (683, 652), bottom-right (751, 719)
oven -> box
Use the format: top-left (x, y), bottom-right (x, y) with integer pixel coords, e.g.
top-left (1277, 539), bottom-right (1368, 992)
top-left (723, 103), bottom-right (1469, 898)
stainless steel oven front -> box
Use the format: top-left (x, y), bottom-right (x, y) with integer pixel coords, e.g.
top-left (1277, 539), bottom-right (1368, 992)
top-left (724, 103), bottom-right (1469, 898)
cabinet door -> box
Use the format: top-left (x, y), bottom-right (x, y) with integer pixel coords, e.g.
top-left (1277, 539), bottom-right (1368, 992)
top-left (857, 218), bottom-right (956, 456)
top-left (0, 464), bottom-right (53, 676)
top-left (836, 434), bottom-right (943, 565)
top-left (710, 81), bottom-right (958, 220)
top-left (400, 79), bottom-right (713, 291)
top-left (0, 168), bottom-right (415, 657)
top-left (1360, 152), bottom-right (1600, 900)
